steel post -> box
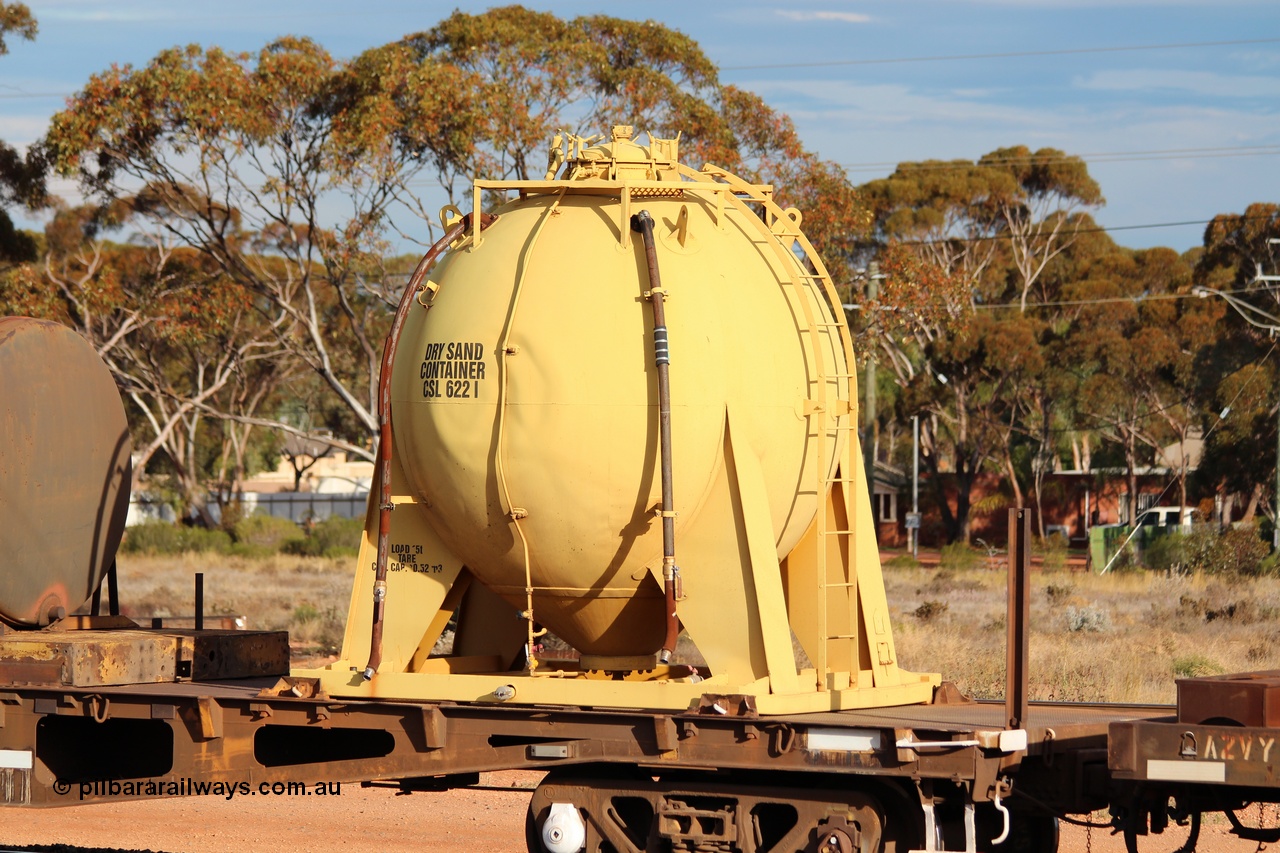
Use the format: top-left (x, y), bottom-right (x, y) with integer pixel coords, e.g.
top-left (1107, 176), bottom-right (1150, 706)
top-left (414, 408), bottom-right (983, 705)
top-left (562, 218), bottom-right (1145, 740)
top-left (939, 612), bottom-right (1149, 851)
top-left (912, 415), bottom-right (920, 558)
top-left (1006, 508), bottom-right (1031, 730)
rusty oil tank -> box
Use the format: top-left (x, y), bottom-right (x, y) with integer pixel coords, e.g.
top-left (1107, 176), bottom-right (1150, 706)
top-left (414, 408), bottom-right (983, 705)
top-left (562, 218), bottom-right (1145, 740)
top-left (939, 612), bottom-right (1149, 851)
top-left (389, 128), bottom-right (848, 659)
top-left (0, 317), bottom-right (132, 625)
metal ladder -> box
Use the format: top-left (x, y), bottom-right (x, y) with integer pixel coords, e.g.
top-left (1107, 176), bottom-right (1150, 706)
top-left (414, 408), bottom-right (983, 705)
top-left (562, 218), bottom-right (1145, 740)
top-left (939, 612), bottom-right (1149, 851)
top-left (681, 163), bottom-right (862, 690)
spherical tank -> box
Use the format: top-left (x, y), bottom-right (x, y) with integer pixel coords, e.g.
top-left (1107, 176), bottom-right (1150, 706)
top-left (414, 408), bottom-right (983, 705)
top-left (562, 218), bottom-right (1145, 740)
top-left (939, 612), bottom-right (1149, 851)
top-left (0, 317), bottom-right (132, 626)
top-left (392, 131), bottom-right (848, 657)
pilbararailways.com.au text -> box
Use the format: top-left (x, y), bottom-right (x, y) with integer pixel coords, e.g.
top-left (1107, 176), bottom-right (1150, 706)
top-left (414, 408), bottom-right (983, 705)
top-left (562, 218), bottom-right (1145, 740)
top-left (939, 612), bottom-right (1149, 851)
top-left (54, 778), bottom-right (342, 801)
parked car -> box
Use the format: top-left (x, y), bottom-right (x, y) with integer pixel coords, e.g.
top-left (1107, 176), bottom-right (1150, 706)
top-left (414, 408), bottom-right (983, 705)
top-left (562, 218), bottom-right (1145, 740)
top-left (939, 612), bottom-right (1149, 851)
top-left (1135, 506), bottom-right (1197, 529)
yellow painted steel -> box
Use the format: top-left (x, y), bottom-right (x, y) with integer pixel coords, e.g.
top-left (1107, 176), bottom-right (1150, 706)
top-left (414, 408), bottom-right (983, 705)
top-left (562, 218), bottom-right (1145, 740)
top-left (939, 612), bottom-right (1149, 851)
top-left (303, 128), bottom-right (939, 713)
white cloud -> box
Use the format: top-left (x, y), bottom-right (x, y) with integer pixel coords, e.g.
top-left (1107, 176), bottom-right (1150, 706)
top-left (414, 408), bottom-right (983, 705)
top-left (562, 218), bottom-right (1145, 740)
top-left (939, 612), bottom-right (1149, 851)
top-left (735, 75), bottom-right (1279, 248)
top-left (0, 115), bottom-right (61, 146)
top-left (1077, 69), bottom-right (1280, 99)
top-left (1231, 50), bottom-right (1280, 70)
top-left (775, 10), bottom-right (873, 23)
top-left (39, 2), bottom-right (179, 24)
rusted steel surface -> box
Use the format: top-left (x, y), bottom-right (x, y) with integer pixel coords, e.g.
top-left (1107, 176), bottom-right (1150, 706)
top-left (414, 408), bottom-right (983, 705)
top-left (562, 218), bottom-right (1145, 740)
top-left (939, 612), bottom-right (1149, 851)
top-left (528, 770), bottom-right (899, 853)
top-left (0, 318), bottom-right (132, 626)
top-left (0, 675), bottom-right (1126, 810)
top-left (172, 630), bottom-right (290, 681)
top-left (1110, 717), bottom-right (1280, 789)
top-left (0, 630), bottom-right (287, 688)
top-left (1178, 670), bottom-right (1280, 727)
top-left (1006, 508), bottom-right (1031, 730)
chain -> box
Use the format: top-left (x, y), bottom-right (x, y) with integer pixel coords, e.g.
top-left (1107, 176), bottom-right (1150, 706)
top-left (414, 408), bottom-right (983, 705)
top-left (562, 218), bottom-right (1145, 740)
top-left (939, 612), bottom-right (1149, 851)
top-left (1086, 815), bottom-right (1093, 853)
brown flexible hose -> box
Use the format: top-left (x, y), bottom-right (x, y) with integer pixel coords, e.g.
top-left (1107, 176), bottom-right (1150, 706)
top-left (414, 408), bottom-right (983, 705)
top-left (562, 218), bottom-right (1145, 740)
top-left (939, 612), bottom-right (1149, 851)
top-left (630, 210), bottom-right (681, 664)
top-left (363, 211), bottom-right (497, 681)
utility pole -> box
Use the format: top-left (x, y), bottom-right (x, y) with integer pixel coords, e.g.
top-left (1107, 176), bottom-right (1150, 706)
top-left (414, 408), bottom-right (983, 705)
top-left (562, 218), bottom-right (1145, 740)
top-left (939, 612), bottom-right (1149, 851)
top-left (1195, 238), bottom-right (1280, 551)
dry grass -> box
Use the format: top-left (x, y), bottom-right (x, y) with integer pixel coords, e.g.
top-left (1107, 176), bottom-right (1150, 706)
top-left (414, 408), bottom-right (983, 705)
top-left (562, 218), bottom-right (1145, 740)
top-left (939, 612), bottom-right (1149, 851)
top-left (888, 563), bottom-right (1280, 704)
top-left (113, 554), bottom-right (1280, 703)
top-left (114, 553), bottom-right (353, 656)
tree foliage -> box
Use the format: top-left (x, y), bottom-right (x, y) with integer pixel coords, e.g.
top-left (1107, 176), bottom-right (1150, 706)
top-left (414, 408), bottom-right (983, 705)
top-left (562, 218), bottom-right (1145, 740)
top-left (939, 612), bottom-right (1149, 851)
top-left (10, 6), bottom-right (1276, 540)
top-left (1191, 203), bottom-right (1280, 523)
top-left (859, 149), bottom-right (1103, 540)
top-left (0, 2), bottom-right (41, 268)
top-left (39, 7), bottom-right (870, 467)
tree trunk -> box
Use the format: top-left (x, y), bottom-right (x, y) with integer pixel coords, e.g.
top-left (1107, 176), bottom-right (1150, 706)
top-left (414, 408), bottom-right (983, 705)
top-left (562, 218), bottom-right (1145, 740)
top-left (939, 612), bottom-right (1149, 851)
top-left (1125, 431), bottom-right (1140, 527)
top-left (1003, 451), bottom-right (1025, 509)
top-left (1243, 482), bottom-right (1263, 523)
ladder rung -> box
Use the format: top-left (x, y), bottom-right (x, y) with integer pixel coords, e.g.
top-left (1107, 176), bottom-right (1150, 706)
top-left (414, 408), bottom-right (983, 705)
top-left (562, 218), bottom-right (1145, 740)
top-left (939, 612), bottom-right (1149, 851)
top-left (824, 582), bottom-right (856, 588)
top-left (819, 529), bottom-right (857, 535)
top-left (825, 633), bottom-right (858, 640)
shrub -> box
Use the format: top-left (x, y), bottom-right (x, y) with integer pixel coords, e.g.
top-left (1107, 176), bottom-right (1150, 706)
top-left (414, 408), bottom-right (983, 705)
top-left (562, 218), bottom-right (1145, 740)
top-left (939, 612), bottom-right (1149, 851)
top-left (1065, 604), bottom-right (1108, 633)
top-left (925, 569), bottom-right (956, 594)
top-left (1172, 654), bottom-right (1224, 679)
top-left (1247, 642), bottom-right (1271, 665)
top-left (293, 603), bottom-right (321, 624)
top-left (1178, 526), bottom-right (1220, 573)
top-left (884, 552), bottom-right (919, 570)
top-left (286, 516), bottom-right (365, 558)
top-left (913, 600), bottom-right (949, 622)
top-left (1033, 533), bottom-right (1069, 571)
top-left (1204, 599), bottom-right (1266, 624)
top-left (1143, 532), bottom-right (1189, 572)
top-left (233, 514), bottom-right (305, 551)
top-left (1041, 548), bottom-right (1068, 573)
top-left (288, 603), bottom-right (344, 652)
top-left (1207, 525), bottom-right (1271, 577)
top-left (120, 522), bottom-right (232, 555)
top-left (1176, 595), bottom-right (1206, 619)
top-left (1045, 583), bottom-right (1074, 604)
top-left (938, 542), bottom-right (982, 571)
top-left (1106, 545), bottom-right (1143, 574)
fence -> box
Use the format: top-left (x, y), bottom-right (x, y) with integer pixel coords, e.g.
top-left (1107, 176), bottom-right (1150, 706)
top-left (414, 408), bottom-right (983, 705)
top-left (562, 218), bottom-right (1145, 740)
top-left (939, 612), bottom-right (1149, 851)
top-left (128, 491), bottom-right (369, 528)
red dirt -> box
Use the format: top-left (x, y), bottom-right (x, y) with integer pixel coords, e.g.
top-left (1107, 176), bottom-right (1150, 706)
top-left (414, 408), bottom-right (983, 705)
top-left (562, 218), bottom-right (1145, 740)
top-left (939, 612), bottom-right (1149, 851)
top-left (0, 771), bottom-right (1271, 852)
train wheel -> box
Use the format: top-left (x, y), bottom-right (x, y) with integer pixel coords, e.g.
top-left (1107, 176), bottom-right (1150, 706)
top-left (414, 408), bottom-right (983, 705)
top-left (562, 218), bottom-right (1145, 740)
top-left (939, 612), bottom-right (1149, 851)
top-left (525, 768), bottom-right (903, 852)
top-left (1122, 810), bottom-right (1200, 853)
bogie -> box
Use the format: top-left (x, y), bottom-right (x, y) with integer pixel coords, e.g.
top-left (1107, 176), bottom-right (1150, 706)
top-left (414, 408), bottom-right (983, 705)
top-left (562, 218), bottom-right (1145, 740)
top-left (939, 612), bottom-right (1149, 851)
top-left (525, 768), bottom-right (921, 853)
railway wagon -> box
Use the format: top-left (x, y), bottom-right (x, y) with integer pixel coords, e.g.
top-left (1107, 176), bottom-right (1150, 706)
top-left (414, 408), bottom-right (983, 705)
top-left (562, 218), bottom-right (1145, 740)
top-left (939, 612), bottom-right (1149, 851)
top-left (1, 128), bottom-right (1275, 853)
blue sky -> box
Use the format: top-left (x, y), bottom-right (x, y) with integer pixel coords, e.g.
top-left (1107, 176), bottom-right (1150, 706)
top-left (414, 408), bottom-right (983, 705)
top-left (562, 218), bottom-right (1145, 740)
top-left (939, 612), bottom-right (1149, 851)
top-left (2, 0), bottom-right (1277, 251)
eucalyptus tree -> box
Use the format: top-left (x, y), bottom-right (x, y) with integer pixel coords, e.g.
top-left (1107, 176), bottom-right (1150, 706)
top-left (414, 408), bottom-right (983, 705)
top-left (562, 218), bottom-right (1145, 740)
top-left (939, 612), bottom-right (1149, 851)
top-left (859, 148), bottom-right (1100, 541)
top-left (40, 7), bottom-right (867, 463)
top-left (1192, 203), bottom-right (1280, 525)
top-left (1066, 245), bottom-right (1211, 524)
top-left (0, 2), bottom-right (40, 268)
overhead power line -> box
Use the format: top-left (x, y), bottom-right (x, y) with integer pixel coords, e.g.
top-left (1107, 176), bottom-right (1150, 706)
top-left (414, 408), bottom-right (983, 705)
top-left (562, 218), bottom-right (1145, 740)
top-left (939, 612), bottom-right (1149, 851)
top-left (899, 212), bottom-right (1277, 248)
top-left (722, 37), bottom-right (1280, 72)
top-left (0, 91), bottom-right (70, 100)
top-left (974, 293), bottom-right (1187, 310)
top-left (4, 37), bottom-right (1276, 99)
top-left (841, 145), bottom-right (1280, 174)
